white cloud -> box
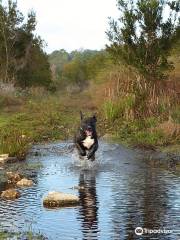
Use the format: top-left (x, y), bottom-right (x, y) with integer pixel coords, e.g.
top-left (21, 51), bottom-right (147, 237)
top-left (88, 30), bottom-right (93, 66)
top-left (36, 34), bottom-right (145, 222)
top-left (16, 0), bottom-right (119, 53)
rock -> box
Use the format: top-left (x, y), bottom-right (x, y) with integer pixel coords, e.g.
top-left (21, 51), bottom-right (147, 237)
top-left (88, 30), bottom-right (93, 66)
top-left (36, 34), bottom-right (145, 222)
top-left (43, 191), bottom-right (79, 208)
top-left (6, 172), bottom-right (22, 184)
top-left (1, 189), bottom-right (20, 200)
top-left (6, 157), bottom-right (18, 163)
top-left (16, 178), bottom-right (34, 187)
top-left (0, 154), bottom-right (9, 164)
top-left (70, 186), bottom-right (85, 190)
top-left (0, 155), bottom-right (18, 164)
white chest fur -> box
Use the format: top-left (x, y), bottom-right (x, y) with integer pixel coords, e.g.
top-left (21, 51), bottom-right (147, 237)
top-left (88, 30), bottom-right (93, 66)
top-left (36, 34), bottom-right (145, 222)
top-left (82, 136), bottom-right (94, 149)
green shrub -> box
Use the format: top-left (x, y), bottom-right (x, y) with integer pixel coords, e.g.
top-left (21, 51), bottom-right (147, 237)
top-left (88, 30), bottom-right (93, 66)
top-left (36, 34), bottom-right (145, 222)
top-left (0, 128), bottom-right (30, 159)
top-left (171, 105), bottom-right (180, 123)
top-left (103, 100), bottom-right (121, 122)
top-left (133, 130), bottom-right (165, 145)
top-left (103, 95), bottom-right (135, 122)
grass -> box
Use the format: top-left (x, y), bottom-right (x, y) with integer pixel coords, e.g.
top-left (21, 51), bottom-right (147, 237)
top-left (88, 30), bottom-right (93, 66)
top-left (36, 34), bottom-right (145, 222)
top-left (0, 231), bottom-right (46, 239)
top-left (102, 95), bottom-right (135, 123)
top-left (171, 105), bottom-right (180, 123)
top-left (0, 91), bottom-right (96, 158)
top-left (0, 83), bottom-right (179, 158)
top-left (102, 114), bottom-right (180, 149)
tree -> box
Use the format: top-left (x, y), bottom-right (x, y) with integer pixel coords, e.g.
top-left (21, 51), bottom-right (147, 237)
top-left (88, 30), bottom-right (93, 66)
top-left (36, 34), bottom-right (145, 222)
top-left (0, 0), bottom-right (23, 82)
top-left (107, 0), bottom-right (180, 82)
top-left (0, 0), bottom-right (52, 88)
top-left (62, 58), bottom-right (87, 88)
top-left (16, 38), bottom-right (52, 88)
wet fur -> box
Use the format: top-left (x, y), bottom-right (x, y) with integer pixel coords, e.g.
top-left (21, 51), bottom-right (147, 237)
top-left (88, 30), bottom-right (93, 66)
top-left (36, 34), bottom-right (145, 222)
top-left (74, 113), bottom-right (98, 160)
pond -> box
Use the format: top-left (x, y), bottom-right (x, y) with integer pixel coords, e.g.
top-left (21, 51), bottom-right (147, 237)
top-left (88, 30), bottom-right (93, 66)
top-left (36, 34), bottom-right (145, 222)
top-left (0, 141), bottom-right (179, 239)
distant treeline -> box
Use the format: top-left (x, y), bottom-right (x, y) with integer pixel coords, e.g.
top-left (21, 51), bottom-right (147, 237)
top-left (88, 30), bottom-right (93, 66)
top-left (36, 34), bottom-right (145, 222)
top-left (0, 0), bottom-right (52, 89)
top-left (48, 49), bottom-right (112, 90)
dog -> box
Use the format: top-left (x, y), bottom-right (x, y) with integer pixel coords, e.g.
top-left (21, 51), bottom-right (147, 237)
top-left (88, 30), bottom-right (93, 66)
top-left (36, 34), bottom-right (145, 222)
top-left (74, 111), bottom-right (98, 161)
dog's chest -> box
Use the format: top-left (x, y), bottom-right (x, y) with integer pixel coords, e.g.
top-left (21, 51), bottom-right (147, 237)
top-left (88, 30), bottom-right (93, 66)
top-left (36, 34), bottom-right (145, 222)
top-left (82, 136), bottom-right (94, 149)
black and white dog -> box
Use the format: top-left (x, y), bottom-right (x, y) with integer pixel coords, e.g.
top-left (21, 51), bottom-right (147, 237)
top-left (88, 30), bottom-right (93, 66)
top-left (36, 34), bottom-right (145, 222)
top-left (74, 112), bottom-right (98, 161)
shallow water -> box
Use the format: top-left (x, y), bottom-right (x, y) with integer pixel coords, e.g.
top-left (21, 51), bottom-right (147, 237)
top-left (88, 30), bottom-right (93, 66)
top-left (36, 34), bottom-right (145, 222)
top-left (0, 141), bottom-right (179, 240)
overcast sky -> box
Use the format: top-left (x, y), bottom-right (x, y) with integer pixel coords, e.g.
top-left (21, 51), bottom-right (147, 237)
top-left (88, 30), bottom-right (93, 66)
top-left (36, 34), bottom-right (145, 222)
top-left (15, 0), bottom-right (119, 53)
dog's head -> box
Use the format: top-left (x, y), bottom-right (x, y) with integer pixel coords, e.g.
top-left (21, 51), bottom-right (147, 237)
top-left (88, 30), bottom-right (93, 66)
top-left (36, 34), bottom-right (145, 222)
top-left (80, 111), bottom-right (97, 137)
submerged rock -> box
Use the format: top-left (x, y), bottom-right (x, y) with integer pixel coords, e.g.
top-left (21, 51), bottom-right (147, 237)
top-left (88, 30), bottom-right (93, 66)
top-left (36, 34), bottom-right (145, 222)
top-left (16, 178), bottom-right (34, 187)
top-left (43, 191), bottom-right (79, 208)
top-left (1, 189), bottom-right (20, 200)
top-left (70, 186), bottom-right (85, 190)
top-left (6, 172), bottom-right (22, 184)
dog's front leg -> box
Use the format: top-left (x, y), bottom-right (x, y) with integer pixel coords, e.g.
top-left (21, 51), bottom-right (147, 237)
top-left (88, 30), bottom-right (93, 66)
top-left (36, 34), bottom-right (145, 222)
top-left (76, 143), bottom-right (86, 156)
top-left (87, 142), bottom-right (98, 160)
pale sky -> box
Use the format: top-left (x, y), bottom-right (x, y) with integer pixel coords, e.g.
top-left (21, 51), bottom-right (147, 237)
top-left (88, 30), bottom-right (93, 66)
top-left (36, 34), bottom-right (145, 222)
top-left (15, 0), bottom-right (119, 53)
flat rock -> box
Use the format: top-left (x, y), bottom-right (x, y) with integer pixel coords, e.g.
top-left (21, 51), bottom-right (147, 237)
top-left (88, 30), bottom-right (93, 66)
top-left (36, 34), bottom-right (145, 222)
top-left (6, 172), bottom-right (22, 184)
top-left (1, 189), bottom-right (21, 200)
top-left (43, 191), bottom-right (79, 208)
top-left (0, 154), bottom-right (9, 164)
top-left (0, 155), bottom-right (18, 164)
top-left (16, 178), bottom-right (34, 187)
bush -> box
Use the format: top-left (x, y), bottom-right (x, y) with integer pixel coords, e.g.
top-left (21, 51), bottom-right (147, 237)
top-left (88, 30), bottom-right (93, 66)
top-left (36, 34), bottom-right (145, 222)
top-left (103, 95), bottom-right (135, 122)
top-left (171, 105), bottom-right (180, 123)
top-left (0, 128), bottom-right (30, 159)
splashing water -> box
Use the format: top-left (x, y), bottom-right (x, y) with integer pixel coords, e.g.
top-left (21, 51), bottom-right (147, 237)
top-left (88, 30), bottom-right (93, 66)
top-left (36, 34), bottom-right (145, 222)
top-left (0, 141), bottom-right (179, 240)
top-left (71, 148), bottom-right (103, 170)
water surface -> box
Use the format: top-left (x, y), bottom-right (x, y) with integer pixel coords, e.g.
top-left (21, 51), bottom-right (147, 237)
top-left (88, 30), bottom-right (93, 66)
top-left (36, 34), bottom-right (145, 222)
top-left (0, 141), bottom-right (179, 239)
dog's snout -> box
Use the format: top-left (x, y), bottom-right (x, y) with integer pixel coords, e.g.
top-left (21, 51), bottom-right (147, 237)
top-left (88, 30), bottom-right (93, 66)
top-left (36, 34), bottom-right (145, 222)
top-left (87, 126), bottom-right (92, 131)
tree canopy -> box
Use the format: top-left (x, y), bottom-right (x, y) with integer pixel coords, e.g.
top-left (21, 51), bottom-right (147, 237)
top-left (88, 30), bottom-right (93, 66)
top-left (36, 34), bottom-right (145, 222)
top-left (107, 0), bottom-right (180, 81)
top-left (0, 0), bottom-right (52, 88)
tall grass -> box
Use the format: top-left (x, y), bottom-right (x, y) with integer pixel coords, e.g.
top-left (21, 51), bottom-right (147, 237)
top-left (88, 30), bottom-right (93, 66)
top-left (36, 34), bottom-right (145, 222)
top-left (0, 90), bottom-right (84, 158)
top-left (103, 95), bottom-right (135, 122)
top-left (0, 128), bottom-right (30, 159)
top-left (171, 105), bottom-right (180, 123)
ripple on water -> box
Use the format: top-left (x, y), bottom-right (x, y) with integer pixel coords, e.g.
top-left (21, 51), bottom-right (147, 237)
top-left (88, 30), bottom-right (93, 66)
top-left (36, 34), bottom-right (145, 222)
top-left (0, 141), bottom-right (179, 240)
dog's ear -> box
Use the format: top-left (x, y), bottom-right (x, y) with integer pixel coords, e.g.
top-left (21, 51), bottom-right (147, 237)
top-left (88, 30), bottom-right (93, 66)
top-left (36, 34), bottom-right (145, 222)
top-left (93, 114), bottom-right (97, 122)
top-left (80, 111), bottom-right (84, 121)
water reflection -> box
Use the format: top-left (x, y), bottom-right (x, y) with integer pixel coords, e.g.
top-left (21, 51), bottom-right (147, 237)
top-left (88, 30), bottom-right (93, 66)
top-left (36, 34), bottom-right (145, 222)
top-left (0, 142), bottom-right (179, 240)
top-left (78, 172), bottom-right (99, 240)
top-left (110, 163), bottom-right (175, 240)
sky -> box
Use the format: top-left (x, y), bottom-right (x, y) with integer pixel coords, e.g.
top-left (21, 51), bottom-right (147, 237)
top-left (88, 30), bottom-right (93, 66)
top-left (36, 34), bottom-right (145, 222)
top-left (15, 0), bottom-right (119, 54)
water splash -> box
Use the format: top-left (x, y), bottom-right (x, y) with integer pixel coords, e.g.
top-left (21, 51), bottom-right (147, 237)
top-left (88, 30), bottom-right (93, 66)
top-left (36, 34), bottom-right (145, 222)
top-left (71, 148), bottom-right (103, 170)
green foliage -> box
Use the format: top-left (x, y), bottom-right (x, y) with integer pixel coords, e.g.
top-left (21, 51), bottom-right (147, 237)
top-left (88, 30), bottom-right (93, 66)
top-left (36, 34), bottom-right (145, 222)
top-left (62, 58), bottom-right (87, 87)
top-left (103, 100), bottom-right (121, 122)
top-left (103, 95), bottom-right (135, 122)
top-left (132, 130), bottom-right (165, 145)
top-left (171, 105), bottom-right (180, 123)
top-left (107, 0), bottom-right (180, 81)
top-left (110, 118), bottom-right (166, 146)
top-left (0, 93), bottom-right (82, 157)
top-left (49, 49), bottom-right (110, 89)
top-left (0, 127), bottom-right (30, 158)
top-left (0, 0), bottom-right (52, 88)
top-left (16, 44), bottom-right (52, 88)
